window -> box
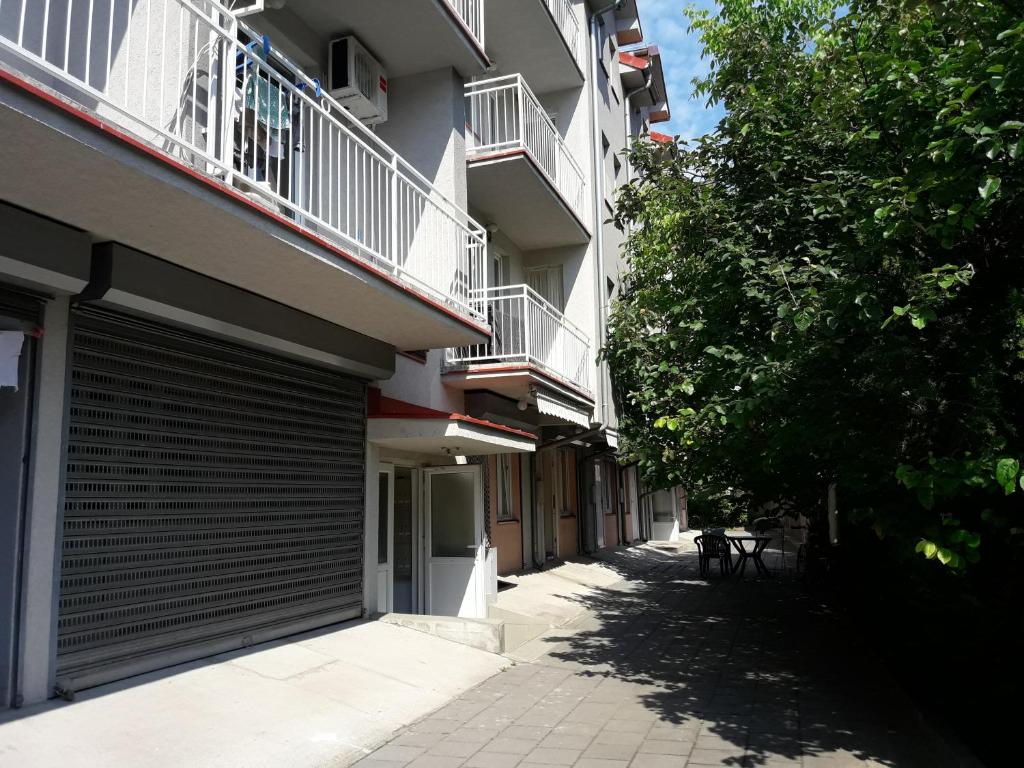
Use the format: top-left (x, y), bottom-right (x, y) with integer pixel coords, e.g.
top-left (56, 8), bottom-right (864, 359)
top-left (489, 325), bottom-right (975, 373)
top-left (496, 455), bottom-right (516, 522)
top-left (559, 449), bottom-right (576, 517)
top-left (603, 460), bottom-right (617, 516)
top-left (491, 249), bottom-right (508, 288)
top-left (377, 472), bottom-right (390, 564)
top-left (526, 265), bottom-right (564, 311)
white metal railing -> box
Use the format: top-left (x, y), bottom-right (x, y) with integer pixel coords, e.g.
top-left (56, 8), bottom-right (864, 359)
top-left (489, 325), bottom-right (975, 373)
top-left (0, 0), bottom-right (486, 323)
top-left (543, 0), bottom-right (584, 68)
top-left (465, 75), bottom-right (587, 226)
top-left (445, 0), bottom-right (485, 51)
top-left (446, 284), bottom-right (592, 392)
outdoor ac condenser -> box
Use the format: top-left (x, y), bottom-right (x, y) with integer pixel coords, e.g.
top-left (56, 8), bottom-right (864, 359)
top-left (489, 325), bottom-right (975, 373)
top-left (228, 0), bottom-right (265, 16)
top-left (328, 36), bottom-right (389, 125)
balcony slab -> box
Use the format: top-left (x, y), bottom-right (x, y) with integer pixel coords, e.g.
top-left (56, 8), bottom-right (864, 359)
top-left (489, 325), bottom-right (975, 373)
top-left (0, 73), bottom-right (490, 351)
top-left (485, 0), bottom-right (584, 92)
top-left (468, 151), bottom-right (590, 250)
top-left (276, 0), bottom-right (488, 78)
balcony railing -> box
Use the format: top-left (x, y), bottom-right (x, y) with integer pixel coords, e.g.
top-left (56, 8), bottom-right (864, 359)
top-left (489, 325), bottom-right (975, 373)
top-left (465, 75), bottom-right (587, 226)
top-left (0, 0), bottom-right (486, 323)
top-left (446, 285), bottom-right (592, 393)
top-left (543, 0), bottom-right (584, 69)
top-left (445, 0), bottom-right (485, 51)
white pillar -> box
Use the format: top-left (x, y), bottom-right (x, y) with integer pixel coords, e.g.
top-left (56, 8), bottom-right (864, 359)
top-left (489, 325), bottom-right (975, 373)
top-left (17, 296), bottom-right (70, 706)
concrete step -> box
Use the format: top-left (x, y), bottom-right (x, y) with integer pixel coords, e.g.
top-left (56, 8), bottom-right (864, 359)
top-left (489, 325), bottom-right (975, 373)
top-left (378, 611), bottom-right (550, 657)
top-left (379, 613), bottom-right (506, 654)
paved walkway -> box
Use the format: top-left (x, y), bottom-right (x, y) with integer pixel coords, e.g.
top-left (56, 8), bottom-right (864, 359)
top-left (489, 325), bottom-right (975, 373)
top-left (355, 546), bottom-right (959, 768)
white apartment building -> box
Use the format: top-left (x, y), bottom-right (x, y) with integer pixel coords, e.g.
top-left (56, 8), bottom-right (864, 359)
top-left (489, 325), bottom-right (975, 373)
top-left (0, 0), bottom-right (676, 708)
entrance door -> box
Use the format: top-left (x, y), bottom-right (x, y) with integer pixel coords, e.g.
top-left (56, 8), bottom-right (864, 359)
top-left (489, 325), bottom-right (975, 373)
top-left (424, 465), bottom-right (484, 618)
top-left (376, 466), bottom-right (394, 614)
top-left (393, 466), bottom-right (416, 613)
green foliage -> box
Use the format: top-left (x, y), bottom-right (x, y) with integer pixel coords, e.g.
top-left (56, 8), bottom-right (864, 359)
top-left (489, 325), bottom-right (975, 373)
top-left (604, 0), bottom-right (1024, 566)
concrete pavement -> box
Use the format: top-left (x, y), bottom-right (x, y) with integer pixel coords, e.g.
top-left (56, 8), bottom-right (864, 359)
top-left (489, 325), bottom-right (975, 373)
top-left (0, 619), bottom-right (510, 768)
top-left (355, 545), bottom-right (963, 768)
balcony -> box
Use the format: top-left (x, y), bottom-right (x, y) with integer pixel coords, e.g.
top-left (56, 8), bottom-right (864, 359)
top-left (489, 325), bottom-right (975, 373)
top-left (445, 284), bottom-right (593, 401)
top-left (465, 76), bottom-right (589, 249)
top-left (0, 0), bottom-right (488, 350)
top-left (279, 0), bottom-right (487, 79)
top-left (485, 0), bottom-right (585, 92)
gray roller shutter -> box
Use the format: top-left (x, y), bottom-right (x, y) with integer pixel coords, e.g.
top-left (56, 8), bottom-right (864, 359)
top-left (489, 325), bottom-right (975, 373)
top-left (56, 308), bottom-right (366, 692)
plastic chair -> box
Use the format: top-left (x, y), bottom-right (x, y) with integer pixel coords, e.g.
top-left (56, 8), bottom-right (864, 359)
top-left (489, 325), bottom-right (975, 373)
top-left (695, 534), bottom-right (732, 577)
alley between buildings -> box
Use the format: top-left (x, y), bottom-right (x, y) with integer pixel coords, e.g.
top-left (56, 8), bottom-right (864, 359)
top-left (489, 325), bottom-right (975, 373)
top-left (356, 545), bottom-right (962, 768)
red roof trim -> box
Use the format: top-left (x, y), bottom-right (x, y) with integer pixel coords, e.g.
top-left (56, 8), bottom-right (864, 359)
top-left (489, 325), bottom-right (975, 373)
top-left (650, 131), bottom-right (673, 144)
top-left (0, 68), bottom-right (491, 340)
top-left (618, 51), bottom-right (650, 70)
top-left (368, 389), bottom-right (537, 441)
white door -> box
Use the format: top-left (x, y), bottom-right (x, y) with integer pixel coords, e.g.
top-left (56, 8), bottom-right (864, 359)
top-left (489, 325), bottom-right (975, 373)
top-left (424, 465), bottom-right (485, 618)
top-left (376, 465), bottom-right (395, 614)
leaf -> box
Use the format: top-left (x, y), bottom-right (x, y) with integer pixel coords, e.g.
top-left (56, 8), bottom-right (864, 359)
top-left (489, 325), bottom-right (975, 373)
top-left (923, 541), bottom-right (938, 559)
top-left (794, 311), bottom-right (813, 331)
top-left (966, 532), bottom-right (981, 549)
top-left (978, 176), bottom-right (1002, 200)
top-left (936, 548), bottom-right (953, 565)
top-left (910, 315), bottom-right (927, 330)
top-left (995, 458), bottom-right (1020, 494)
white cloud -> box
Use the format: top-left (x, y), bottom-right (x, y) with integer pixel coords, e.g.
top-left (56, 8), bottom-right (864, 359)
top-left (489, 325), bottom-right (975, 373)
top-left (635, 0), bottom-right (724, 139)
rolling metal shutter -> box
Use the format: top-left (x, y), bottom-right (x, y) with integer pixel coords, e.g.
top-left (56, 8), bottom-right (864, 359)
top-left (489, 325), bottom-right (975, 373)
top-left (56, 308), bottom-right (366, 692)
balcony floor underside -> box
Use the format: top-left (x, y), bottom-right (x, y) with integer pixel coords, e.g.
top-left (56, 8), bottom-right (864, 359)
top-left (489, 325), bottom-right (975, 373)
top-left (485, 0), bottom-right (584, 93)
top-left (468, 152), bottom-right (590, 250)
top-left (0, 75), bottom-right (489, 351)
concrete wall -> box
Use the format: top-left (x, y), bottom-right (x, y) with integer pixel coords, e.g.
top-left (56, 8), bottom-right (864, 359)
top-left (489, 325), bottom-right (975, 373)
top-left (487, 455), bottom-right (524, 575)
top-left (376, 68), bottom-right (468, 210)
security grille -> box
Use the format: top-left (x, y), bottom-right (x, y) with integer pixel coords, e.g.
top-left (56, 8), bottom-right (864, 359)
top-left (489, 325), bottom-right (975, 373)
top-left (56, 308), bottom-right (366, 692)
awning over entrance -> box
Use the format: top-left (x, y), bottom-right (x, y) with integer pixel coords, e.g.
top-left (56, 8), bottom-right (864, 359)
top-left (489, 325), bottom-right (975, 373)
top-left (367, 390), bottom-right (536, 455)
top-left (535, 390), bottom-right (592, 429)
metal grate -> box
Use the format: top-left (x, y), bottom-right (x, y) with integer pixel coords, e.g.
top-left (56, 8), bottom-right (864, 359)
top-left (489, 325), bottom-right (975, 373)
top-left (56, 308), bottom-right (366, 690)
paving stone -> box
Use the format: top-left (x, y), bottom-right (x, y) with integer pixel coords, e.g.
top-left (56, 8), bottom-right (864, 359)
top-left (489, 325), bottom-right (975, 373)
top-left (637, 740), bottom-right (692, 756)
top-left (538, 731), bottom-right (594, 750)
top-left (485, 737), bottom-right (545, 755)
top-left (462, 752), bottom-right (521, 768)
top-left (393, 732), bottom-right (446, 749)
top-left (406, 757), bottom-right (466, 768)
top-left (627, 755), bottom-right (688, 768)
top-left (574, 759), bottom-right (631, 768)
top-left (521, 746), bottom-right (582, 765)
top-left (687, 747), bottom-right (746, 765)
top-left (367, 745), bottom-right (426, 764)
top-left (581, 741), bottom-right (640, 761)
top-left (427, 740), bottom-right (481, 759)
top-left (592, 730), bottom-right (645, 747)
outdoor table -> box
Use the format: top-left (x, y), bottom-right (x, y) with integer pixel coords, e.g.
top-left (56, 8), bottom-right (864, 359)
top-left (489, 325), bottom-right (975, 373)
top-left (727, 535), bottom-right (771, 577)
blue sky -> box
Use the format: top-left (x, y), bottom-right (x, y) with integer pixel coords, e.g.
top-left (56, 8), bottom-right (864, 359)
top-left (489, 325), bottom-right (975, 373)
top-left (635, 0), bottom-right (725, 139)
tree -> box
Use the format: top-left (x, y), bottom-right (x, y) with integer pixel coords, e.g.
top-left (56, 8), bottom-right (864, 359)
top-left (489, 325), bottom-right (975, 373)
top-left (604, 0), bottom-right (1024, 568)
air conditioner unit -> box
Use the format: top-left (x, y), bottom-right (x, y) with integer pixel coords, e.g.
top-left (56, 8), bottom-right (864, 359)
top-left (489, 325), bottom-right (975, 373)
top-left (328, 36), bottom-right (388, 125)
top-left (228, 0), bottom-right (265, 17)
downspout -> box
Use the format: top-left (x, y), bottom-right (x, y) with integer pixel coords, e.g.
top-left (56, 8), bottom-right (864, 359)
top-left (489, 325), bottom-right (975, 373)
top-left (588, 0), bottom-right (625, 436)
top-left (586, 0), bottom-right (625, 554)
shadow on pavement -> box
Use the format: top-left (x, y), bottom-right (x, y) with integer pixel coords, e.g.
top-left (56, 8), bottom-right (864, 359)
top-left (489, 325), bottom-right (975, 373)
top-left (540, 546), bottom-right (957, 767)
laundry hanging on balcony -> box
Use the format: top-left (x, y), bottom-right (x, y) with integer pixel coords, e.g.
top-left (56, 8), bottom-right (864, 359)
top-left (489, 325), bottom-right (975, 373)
top-left (240, 37), bottom-right (292, 132)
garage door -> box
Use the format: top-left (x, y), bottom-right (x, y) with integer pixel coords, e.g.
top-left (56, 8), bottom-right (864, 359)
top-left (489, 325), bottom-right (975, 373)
top-left (56, 308), bottom-right (366, 692)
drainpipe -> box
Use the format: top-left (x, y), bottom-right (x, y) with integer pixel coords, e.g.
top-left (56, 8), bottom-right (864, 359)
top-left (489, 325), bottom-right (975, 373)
top-left (585, 0), bottom-right (625, 554)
